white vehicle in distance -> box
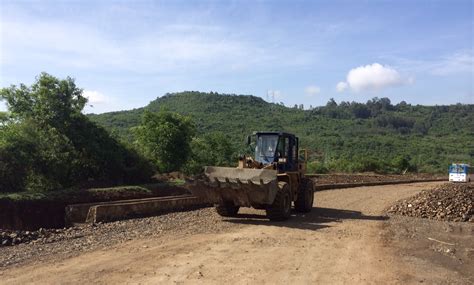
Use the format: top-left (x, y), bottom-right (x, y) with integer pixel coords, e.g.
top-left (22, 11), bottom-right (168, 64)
top-left (449, 163), bottom-right (473, 182)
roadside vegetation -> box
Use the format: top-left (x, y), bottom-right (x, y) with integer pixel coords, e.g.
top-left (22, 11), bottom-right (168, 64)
top-left (0, 74), bottom-right (236, 197)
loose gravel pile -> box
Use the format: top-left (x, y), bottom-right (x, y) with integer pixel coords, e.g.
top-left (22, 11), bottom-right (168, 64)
top-left (1, 229), bottom-right (47, 246)
top-left (388, 183), bottom-right (473, 222)
top-left (1, 227), bottom-right (98, 247)
top-left (314, 173), bottom-right (442, 184)
top-left (0, 207), bottom-right (245, 268)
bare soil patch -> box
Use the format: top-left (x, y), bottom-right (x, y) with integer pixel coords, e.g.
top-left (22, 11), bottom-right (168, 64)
top-left (382, 215), bottom-right (474, 284)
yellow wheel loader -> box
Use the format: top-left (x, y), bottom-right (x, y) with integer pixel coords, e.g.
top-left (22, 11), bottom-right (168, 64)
top-left (189, 131), bottom-right (314, 221)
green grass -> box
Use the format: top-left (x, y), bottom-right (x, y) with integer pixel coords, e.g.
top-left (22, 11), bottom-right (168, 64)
top-left (87, 185), bottom-right (151, 194)
top-left (168, 178), bottom-right (186, 186)
top-left (0, 184), bottom-right (159, 202)
top-left (0, 191), bottom-right (49, 201)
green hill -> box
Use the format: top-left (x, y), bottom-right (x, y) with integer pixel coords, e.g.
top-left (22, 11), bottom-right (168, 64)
top-left (89, 91), bottom-right (474, 173)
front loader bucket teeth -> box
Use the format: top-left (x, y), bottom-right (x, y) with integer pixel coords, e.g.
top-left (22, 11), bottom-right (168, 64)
top-left (188, 166), bottom-right (278, 207)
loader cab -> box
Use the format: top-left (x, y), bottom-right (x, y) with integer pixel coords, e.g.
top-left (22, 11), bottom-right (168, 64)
top-left (253, 132), bottom-right (299, 173)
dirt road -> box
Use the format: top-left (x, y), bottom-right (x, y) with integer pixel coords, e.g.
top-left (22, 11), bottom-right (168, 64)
top-left (2, 181), bottom-right (470, 284)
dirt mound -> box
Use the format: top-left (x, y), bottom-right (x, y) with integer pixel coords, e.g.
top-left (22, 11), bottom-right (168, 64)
top-left (388, 183), bottom-right (473, 222)
top-left (312, 173), bottom-right (443, 185)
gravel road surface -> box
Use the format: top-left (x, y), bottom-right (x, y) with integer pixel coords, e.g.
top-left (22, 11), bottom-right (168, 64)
top-left (1, 181), bottom-right (472, 284)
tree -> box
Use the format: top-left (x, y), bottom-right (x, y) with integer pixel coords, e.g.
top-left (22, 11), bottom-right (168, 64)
top-left (0, 73), bottom-right (153, 193)
top-left (184, 132), bottom-right (235, 174)
top-left (379, 97), bottom-right (393, 111)
top-left (326, 98), bottom-right (337, 107)
top-left (367, 97), bottom-right (393, 116)
top-left (0, 111), bottom-right (9, 124)
top-left (391, 155), bottom-right (411, 173)
top-left (0, 122), bottom-right (37, 192)
top-left (351, 103), bottom-right (371, 119)
top-left (396, 100), bottom-right (409, 111)
top-left (134, 110), bottom-right (195, 173)
top-left (1, 72), bottom-right (86, 131)
top-left (413, 120), bottom-right (429, 135)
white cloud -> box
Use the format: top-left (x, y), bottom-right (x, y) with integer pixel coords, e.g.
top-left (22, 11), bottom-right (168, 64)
top-left (430, 51), bottom-right (473, 76)
top-left (338, 63), bottom-right (406, 92)
top-left (381, 50), bottom-right (473, 77)
top-left (336, 81), bottom-right (348, 92)
top-left (304, 85), bottom-right (321, 97)
top-left (83, 90), bottom-right (109, 105)
top-left (0, 11), bottom-right (315, 75)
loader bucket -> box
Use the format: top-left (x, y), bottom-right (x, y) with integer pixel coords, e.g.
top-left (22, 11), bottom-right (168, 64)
top-left (188, 166), bottom-right (278, 207)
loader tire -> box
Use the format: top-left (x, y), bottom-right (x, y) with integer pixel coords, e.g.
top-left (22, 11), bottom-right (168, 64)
top-left (266, 182), bottom-right (291, 221)
top-left (215, 202), bottom-right (240, 217)
top-left (295, 178), bottom-right (314, 213)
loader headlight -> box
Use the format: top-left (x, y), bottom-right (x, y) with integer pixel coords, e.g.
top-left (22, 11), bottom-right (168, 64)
top-left (278, 158), bottom-right (287, 163)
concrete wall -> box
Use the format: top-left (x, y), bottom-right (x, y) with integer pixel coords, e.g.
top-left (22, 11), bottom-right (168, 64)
top-left (66, 195), bottom-right (210, 225)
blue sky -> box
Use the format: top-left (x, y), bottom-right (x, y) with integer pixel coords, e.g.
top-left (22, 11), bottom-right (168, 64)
top-left (1, 0), bottom-right (473, 113)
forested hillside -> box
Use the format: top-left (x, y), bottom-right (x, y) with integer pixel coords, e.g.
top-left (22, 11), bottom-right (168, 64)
top-left (89, 92), bottom-right (474, 173)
